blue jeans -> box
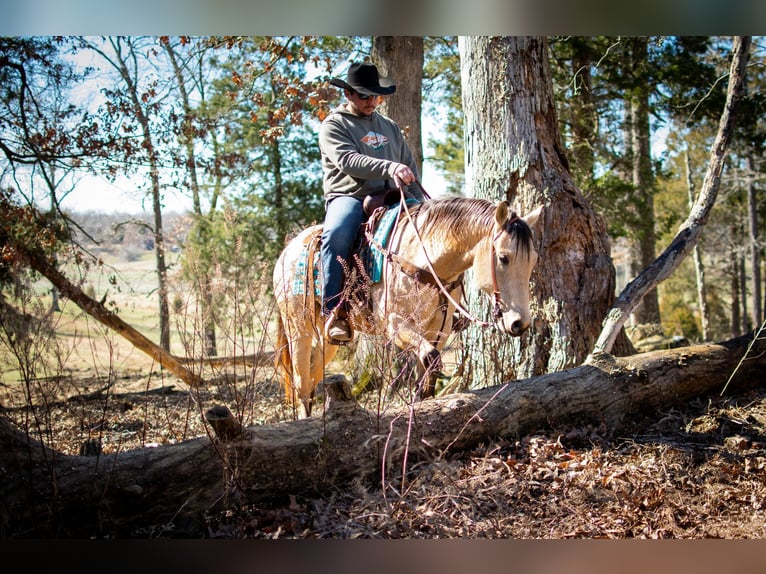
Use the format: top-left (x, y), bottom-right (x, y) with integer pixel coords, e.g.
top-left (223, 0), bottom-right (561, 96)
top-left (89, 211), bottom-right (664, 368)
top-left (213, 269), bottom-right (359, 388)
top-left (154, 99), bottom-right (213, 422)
top-left (320, 195), bottom-right (366, 315)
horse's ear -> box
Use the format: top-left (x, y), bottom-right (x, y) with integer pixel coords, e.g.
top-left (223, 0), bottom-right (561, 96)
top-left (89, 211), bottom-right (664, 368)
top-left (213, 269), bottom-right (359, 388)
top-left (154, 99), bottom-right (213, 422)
top-left (522, 206), bottom-right (544, 237)
top-left (495, 200), bottom-right (509, 226)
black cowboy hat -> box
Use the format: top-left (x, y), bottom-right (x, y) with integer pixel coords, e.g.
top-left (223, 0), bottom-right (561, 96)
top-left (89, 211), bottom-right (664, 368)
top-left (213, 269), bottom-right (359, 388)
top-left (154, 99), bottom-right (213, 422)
top-left (329, 62), bottom-right (396, 96)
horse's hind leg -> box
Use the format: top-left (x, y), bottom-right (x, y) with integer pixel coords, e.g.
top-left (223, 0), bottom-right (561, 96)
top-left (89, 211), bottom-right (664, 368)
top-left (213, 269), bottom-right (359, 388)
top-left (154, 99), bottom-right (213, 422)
top-left (287, 333), bottom-right (317, 419)
top-left (289, 331), bottom-right (339, 418)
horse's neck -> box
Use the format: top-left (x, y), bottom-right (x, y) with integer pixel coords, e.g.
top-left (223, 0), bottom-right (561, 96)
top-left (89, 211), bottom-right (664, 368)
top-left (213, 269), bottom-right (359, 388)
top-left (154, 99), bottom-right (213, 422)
top-left (400, 219), bottom-right (488, 282)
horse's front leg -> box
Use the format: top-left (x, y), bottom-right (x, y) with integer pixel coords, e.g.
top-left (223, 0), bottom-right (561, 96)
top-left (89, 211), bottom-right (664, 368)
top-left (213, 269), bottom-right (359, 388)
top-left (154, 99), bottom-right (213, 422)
top-left (388, 314), bottom-right (450, 400)
top-left (419, 347), bottom-right (443, 399)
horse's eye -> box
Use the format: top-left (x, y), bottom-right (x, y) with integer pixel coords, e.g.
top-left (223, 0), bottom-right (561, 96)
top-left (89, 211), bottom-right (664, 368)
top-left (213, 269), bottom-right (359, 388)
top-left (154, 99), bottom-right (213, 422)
top-left (498, 254), bottom-right (509, 265)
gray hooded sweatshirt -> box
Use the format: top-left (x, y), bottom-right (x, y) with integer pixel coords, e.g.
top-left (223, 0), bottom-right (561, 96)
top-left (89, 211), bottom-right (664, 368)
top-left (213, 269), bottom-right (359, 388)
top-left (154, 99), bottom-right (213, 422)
top-left (318, 105), bottom-right (423, 202)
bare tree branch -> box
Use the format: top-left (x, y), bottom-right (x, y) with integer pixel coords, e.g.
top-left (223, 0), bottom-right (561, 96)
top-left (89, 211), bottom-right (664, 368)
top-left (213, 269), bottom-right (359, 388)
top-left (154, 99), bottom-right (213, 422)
top-left (590, 36), bottom-right (752, 357)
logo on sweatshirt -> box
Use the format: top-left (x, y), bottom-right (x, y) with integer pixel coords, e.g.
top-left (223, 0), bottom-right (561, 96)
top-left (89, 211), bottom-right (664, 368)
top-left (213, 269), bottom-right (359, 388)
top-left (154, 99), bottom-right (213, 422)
top-left (360, 131), bottom-right (389, 151)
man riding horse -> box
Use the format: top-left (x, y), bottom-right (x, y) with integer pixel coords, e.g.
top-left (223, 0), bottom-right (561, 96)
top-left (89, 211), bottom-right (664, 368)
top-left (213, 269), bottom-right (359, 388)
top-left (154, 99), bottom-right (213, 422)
top-left (319, 61), bottom-right (425, 345)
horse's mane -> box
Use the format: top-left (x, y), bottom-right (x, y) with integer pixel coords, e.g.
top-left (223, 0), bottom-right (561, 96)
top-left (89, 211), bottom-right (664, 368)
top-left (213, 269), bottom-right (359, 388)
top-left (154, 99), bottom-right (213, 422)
top-left (413, 197), bottom-right (534, 259)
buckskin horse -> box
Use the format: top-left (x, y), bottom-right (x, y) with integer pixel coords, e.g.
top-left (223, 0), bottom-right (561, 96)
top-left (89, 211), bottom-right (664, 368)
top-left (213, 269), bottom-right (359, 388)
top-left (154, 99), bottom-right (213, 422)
top-left (273, 196), bottom-right (542, 419)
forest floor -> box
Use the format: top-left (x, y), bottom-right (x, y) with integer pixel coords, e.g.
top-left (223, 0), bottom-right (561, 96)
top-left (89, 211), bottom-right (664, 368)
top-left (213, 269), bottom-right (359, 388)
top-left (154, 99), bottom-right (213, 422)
top-left (3, 354), bottom-right (765, 539)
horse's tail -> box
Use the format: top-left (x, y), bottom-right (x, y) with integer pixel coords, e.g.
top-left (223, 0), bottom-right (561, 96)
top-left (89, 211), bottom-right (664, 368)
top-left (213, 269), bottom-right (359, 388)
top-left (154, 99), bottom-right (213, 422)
top-left (274, 312), bottom-right (294, 407)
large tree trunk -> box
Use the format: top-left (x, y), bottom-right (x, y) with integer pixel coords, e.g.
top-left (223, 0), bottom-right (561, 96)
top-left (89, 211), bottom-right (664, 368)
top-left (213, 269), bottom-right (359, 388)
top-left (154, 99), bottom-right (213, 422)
top-left (458, 36), bottom-right (625, 386)
top-left (372, 36), bottom-right (424, 175)
top-left (1, 333), bottom-right (762, 538)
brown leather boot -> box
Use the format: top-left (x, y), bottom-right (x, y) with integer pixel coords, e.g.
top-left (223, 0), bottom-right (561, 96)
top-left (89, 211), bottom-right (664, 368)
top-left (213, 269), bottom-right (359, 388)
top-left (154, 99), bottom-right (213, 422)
top-left (324, 311), bottom-right (353, 345)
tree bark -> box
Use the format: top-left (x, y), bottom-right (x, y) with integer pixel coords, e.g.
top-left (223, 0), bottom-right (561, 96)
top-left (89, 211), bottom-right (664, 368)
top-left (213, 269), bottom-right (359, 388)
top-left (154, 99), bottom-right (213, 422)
top-left (458, 36), bottom-right (624, 385)
top-left (372, 36), bottom-right (424, 175)
top-left (592, 36), bottom-right (751, 356)
top-left (1, 333), bottom-right (762, 538)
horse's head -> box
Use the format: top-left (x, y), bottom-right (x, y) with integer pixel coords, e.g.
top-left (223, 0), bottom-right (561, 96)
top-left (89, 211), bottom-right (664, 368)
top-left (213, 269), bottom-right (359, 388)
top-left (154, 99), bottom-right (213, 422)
top-left (477, 201), bottom-right (542, 336)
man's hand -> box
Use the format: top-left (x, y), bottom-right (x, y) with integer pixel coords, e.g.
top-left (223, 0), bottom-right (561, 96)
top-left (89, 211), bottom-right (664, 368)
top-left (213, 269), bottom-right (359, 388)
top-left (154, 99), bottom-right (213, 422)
top-left (392, 163), bottom-right (416, 191)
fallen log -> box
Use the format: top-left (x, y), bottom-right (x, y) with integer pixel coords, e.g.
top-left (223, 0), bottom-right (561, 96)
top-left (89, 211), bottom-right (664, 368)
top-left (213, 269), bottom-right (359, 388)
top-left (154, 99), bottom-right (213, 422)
top-left (173, 351), bottom-right (274, 369)
top-left (0, 333), bottom-right (763, 538)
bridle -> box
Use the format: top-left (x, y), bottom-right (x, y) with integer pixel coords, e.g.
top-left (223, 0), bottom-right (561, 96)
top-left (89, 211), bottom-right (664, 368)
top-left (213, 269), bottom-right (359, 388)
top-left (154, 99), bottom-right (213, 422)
top-left (487, 209), bottom-right (522, 321)
top-left (489, 230), bottom-right (507, 322)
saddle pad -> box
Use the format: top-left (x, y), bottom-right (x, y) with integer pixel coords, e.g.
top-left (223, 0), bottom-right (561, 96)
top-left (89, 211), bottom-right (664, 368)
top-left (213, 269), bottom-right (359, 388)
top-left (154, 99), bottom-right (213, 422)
top-left (367, 199), bottom-right (419, 283)
top-left (292, 238), bottom-right (321, 296)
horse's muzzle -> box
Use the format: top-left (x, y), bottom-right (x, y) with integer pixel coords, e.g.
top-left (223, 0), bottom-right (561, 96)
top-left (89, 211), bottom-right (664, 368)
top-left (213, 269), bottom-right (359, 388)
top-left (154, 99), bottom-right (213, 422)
top-left (510, 319), bottom-right (529, 336)
top-left (497, 315), bottom-right (529, 337)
